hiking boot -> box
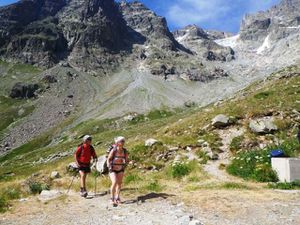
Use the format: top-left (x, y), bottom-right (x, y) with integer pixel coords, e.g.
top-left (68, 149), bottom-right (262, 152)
top-left (80, 188), bottom-right (88, 198)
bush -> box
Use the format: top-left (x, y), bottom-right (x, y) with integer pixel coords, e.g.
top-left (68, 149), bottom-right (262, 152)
top-left (196, 150), bottom-right (209, 164)
top-left (227, 149), bottom-right (278, 182)
top-left (28, 181), bottom-right (50, 194)
top-left (2, 188), bottom-right (20, 200)
top-left (171, 162), bottom-right (192, 178)
top-left (230, 136), bottom-right (244, 153)
top-left (0, 196), bottom-right (8, 213)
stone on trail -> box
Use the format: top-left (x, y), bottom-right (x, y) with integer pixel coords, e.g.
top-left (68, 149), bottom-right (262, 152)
top-left (249, 117), bottom-right (278, 134)
top-left (145, 138), bottom-right (158, 147)
top-left (189, 220), bottom-right (203, 225)
top-left (39, 190), bottom-right (62, 201)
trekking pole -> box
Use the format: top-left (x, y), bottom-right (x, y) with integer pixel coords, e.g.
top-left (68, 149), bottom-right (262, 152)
top-left (67, 172), bottom-right (77, 194)
top-left (94, 173), bottom-right (97, 196)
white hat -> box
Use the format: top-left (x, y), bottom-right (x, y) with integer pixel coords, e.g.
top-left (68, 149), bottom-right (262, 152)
top-left (83, 135), bottom-right (92, 142)
top-left (114, 136), bottom-right (125, 143)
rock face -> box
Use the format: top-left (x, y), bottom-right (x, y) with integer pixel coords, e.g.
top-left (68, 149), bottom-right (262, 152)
top-left (240, 0), bottom-right (300, 44)
top-left (120, 1), bottom-right (182, 51)
top-left (249, 117), bottom-right (278, 134)
top-left (0, 0), bottom-right (68, 67)
top-left (173, 25), bottom-right (235, 62)
top-left (10, 82), bottom-right (39, 99)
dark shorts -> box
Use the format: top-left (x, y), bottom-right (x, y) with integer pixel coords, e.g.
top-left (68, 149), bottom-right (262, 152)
top-left (79, 166), bottom-right (91, 173)
top-left (109, 169), bottom-right (125, 174)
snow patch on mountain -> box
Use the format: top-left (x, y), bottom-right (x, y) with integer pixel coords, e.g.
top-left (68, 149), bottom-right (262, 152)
top-left (215, 35), bottom-right (240, 48)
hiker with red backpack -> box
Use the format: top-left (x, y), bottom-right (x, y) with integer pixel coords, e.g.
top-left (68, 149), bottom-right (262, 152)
top-left (107, 136), bottom-right (129, 205)
top-left (75, 135), bottom-right (98, 197)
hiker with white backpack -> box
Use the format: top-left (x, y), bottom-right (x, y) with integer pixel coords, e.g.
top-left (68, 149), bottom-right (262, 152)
top-left (107, 136), bottom-right (129, 205)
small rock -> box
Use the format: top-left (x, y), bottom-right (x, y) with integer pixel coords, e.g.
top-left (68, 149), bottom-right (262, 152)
top-left (50, 171), bottom-right (60, 179)
top-left (145, 138), bottom-right (158, 147)
top-left (189, 220), bottom-right (203, 225)
top-left (39, 190), bottom-right (62, 201)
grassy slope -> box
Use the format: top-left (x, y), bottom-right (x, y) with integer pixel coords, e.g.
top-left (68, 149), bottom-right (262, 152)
top-left (0, 64), bottom-right (300, 212)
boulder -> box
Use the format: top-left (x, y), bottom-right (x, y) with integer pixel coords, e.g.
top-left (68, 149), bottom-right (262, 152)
top-left (211, 114), bottom-right (232, 128)
top-left (50, 171), bottom-right (60, 179)
top-left (145, 138), bottom-right (158, 147)
top-left (249, 117), bottom-right (278, 134)
top-left (10, 82), bottom-right (39, 99)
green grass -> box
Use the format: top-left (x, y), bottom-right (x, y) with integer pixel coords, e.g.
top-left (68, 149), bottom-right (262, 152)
top-left (0, 96), bottom-right (35, 137)
top-left (229, 136), bottom-right (244, 153)
top-left (268, 180), bottom-right (300, 190)
top-left (144, 180), bottom-right (163, 192)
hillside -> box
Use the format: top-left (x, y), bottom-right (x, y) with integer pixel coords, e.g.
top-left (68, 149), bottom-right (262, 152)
top-left (0, 64), bottom-right (299, 224)
top-left (0, 0), bottom-right (300, 224)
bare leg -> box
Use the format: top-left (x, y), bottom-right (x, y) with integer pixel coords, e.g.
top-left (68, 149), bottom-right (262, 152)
top-left (79, 171), bottom-right (87, 190)
top-left (109, 172), bottom-right (117, 202)
top-left (116, 172), bottom-right (124, 202)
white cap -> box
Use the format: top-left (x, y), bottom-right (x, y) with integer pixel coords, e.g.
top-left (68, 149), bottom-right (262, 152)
top-left (83, 135), bottom-right (92, 142)
top-left (114, 136), bottom-right (125, 143)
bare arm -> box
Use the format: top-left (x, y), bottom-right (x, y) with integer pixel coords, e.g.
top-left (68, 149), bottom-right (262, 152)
top-left (107, 150), bottom-right (114, 169)
top-left (74, 147), bottom-right (81, 167)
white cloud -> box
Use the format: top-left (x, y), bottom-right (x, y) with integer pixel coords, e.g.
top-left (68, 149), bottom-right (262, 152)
top-left (166, 0), bottom-right (280, 30)
top-left (167, 0), bottom-right (231, 27)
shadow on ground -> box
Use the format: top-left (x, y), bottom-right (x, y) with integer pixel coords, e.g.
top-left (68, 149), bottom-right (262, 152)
top-left (123, 192), bottom-right (175, 204)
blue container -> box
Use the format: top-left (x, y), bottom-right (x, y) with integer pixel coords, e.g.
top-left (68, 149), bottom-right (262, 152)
top-left (270, 149), bottom-right (285, 158)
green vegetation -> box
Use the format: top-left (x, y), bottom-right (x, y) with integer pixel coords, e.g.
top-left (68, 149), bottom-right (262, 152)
top-left (0, 96), bottom-right (35, 138)
top-left (227, 138), bottom-right (300, 182)
top-left (28, 181), bottom-right (50, 194)
top-left (0, 186), bottom-right (22, 213)
top-left (229, 136), bottom-right (244, 153)
top-left (170, 162), bottom-right (192, 178)
top-left (268, 180), bottom-right (300, 190)
top-left (144, 180), bottom-right (163, 192)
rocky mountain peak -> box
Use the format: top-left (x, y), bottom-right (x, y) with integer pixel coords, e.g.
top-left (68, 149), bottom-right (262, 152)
top-left (173, 25), bottom-right (209, 41)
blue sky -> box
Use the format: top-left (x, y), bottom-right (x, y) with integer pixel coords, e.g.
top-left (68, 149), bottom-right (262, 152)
top-left (0, 0), bottom-right (280, 33)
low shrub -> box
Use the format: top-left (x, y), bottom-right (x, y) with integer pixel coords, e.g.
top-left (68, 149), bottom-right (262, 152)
top-left (28, 181), bottom-right (50, 194)
top-left (170, 162), bottom-right (192, 178)
top-left (229, 136), bottom-right (244, 153)
top-left (0, 196), bottom-right (8, 213)
top-left (268, 180), bottom-right (300, 190)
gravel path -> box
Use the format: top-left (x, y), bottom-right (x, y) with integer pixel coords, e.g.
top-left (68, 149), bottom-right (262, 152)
top-left (1, 191), bottom-right (200, 225)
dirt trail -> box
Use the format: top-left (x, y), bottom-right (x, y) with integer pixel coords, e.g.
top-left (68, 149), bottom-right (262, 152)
top-left (1, 191), bottom-right (199, 225)
top-left (204, 127), bottom-right (245, 182)
top-left (2, 188), bottom-right (300, 225)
